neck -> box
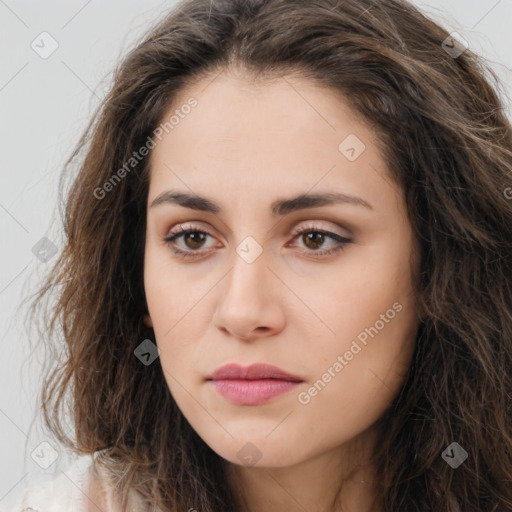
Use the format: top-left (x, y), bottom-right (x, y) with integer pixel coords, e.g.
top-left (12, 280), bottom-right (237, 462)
top-left (224, 426), bottom-right (382, 512)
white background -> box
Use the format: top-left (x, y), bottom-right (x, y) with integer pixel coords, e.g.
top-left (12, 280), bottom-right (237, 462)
top-left (0, 1), bottom-right (511, 510)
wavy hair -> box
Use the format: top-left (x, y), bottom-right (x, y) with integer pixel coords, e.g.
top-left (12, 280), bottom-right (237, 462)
top-left (28, 0), bottom-right (512, 510)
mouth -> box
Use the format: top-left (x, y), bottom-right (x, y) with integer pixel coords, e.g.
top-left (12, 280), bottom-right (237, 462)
top-left (206, 363), bottom-right (304, 406)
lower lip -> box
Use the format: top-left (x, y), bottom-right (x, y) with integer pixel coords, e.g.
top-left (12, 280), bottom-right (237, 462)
top-left (209, 379), bottom-right (301, 405)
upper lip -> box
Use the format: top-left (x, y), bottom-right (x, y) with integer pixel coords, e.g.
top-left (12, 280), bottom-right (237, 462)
top-left (208, 363), bottom-right (303, 382)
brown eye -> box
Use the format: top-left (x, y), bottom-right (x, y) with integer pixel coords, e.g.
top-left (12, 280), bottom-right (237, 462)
top-left (288, 225), bottom-right (352, 258)
top-left (302, 232), bottom-right (326, 250)
top-left (164, 226), bottom-right (217, 259)
top-left (181, 231), bottom-right (207, 250)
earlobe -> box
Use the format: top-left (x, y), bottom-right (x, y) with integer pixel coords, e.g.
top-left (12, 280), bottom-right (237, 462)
top-left (143, 313), bottom-right (153, 328)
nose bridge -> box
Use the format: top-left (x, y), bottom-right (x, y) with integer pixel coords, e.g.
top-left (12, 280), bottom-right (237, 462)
top-left (226, 234), bottom-right (269, 301)
top-left (213, 233), bottom-right (282, 339)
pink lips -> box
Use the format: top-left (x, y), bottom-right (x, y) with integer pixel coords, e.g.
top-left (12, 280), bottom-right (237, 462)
top-left (207, 363), bottom-right (303, 405)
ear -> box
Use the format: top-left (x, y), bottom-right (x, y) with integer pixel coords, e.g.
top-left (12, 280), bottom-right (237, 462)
top-left (143, 313), bottom-right (153, 328)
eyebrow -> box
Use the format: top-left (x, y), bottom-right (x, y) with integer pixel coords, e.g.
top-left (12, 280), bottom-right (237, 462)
top-left (149, 190), bottom-right (373, 215)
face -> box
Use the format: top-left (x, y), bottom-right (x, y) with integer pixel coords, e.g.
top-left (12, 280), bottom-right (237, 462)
top-left (143, 69), bottom-right (420, 469)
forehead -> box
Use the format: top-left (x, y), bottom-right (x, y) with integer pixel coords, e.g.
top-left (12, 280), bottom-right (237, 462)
top-left (147, 70), bottom-right (400, 215)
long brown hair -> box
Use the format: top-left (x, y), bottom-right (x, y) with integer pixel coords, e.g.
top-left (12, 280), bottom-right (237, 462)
top-left (27, 0), bottom-right (512, 510)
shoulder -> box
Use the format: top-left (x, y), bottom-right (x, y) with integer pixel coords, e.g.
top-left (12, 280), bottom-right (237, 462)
top-left (8, 452), bottom-right (154, 512)
top-left (7, 454), bottom-right (97, 512)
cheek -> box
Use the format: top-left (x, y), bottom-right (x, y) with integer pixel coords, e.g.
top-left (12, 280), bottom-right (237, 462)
top-left (143, 249), bottom-right (206, 377)
top-left (299, 239), bottom-right (418, 384)
top-left (295, 281), bottom-right (417, 441)
top-left (144, 243), bottom-right (186, 326)
top-left (307, 243), bottom-right (414, 335)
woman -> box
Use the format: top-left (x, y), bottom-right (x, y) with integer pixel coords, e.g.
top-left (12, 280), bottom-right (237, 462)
top-left (13, 0), bottom-right (512, 510)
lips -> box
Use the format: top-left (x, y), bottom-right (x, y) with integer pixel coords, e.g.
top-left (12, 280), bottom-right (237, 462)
top-left (208, 363), bottom-right (303, 382)
top-left (207, 363), bottom-right (303, 405)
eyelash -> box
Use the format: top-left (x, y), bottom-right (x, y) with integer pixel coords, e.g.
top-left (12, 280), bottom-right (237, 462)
top-left (163, 223), bottom-right (352, 260)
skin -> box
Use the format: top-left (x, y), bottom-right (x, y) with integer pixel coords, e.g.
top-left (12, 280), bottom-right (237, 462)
top-left (142, 68), bottom-right (421, 512)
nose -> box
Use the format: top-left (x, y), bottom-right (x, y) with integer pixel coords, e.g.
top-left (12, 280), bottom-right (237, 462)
top-left (213, 247), bottom-right (286, 342)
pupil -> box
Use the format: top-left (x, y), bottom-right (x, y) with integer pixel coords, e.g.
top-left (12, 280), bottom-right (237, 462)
top-left (305, 232), bottom-right (323, 249)
top-left (186, 232), bottom-right (205, 249)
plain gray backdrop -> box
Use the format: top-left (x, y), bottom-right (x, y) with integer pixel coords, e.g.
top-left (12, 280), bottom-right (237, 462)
top-left (0, 1), bottom-right (511, 510)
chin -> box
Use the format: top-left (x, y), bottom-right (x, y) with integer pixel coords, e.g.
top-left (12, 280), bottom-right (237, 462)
top-left (203, 433), bottom-right (310, 469)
